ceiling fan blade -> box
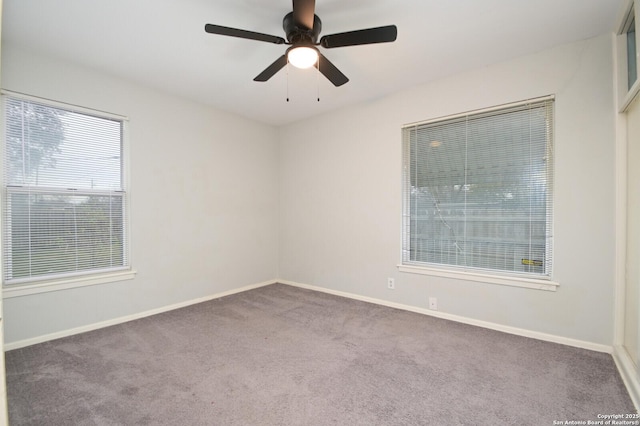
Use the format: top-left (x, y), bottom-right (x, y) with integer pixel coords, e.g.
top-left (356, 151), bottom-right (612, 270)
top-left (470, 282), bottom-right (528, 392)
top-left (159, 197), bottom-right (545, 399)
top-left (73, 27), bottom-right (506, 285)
top-left (320, 25), bottom-right (397, 48)
top-left (292, 0), bottom-right (315, 30)
top-left (318, 53), bottom-right (348, 87)
top-left (254, 55), bottom-right (288, 82)
top-left (205, 24), bottom-right (285, 44)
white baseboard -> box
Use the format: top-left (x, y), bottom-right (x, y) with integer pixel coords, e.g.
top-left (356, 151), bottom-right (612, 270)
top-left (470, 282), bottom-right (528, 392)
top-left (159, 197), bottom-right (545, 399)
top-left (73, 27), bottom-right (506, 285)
top-left (612, 345), bottom-right (640, 411)
top-left (4, 279), bottom-right (277, 351)
top-left (7, 278), bottom-right (615, 355)
top-left (278, 280), bottom-right (613, 354)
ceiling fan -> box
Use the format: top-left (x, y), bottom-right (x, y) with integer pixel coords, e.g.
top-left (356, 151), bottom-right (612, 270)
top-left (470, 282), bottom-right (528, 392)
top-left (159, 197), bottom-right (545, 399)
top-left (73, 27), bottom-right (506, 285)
top-left (204, 0), bottom-right (397, 87)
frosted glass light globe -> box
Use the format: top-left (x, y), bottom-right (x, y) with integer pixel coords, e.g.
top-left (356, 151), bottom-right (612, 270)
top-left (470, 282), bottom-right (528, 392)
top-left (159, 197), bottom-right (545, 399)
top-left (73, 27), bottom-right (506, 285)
top-left (288, 46), bottom-right (319, 69)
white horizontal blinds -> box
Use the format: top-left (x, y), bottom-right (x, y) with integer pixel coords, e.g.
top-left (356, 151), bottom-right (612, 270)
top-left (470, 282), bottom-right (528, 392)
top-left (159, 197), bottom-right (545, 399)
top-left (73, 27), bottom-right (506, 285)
top-left (4, 97), bottom-right (122, 189)
top-left (3, 96), bottom-right (128, 284)
top-left (402, 98), bottom-right (554, 277)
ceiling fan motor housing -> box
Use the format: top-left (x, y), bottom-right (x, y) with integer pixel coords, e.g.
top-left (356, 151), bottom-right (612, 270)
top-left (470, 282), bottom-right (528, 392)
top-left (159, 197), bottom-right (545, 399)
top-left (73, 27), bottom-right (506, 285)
top-left (283, 12), bottom-right (322, 44)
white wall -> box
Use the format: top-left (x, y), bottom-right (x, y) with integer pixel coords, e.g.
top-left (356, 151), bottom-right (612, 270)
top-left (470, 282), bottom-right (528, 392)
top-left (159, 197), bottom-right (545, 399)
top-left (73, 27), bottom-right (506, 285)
top-left (279, 33), bottom-right (617, 346)
top-left (1, 45), bottom-right (280, 344)
top-left (0, 33), bottom-right (620, 348)
top-left (626, 93), bottom-right (640, 365)
top-left (0, 2), bottom-right (10, 422)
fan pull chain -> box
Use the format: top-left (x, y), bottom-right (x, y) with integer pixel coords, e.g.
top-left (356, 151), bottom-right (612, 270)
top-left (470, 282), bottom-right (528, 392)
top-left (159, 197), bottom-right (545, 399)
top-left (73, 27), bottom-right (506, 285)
top-left (286, 60), bottom-right (290, 102)
top-left (316, 60), bottom-right (320, 102)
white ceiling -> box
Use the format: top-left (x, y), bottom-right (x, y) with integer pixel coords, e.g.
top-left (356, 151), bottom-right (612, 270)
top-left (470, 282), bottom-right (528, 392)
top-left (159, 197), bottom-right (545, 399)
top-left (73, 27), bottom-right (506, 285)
top-left (2, 0), bottom-right (624, 126)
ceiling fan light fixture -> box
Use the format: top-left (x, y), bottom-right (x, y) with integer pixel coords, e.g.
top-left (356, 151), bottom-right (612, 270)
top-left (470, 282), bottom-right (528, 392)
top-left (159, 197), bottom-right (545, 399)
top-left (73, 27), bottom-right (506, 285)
top-left (287, 46), bottom-right (319, 69)
top-left (205, 0), bottom-right (397, 86)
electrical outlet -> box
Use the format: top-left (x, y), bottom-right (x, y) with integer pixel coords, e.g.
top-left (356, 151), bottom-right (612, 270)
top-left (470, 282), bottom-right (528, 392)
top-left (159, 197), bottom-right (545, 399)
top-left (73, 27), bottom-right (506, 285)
top-left (429, 297), bottom-right (438, 310)
top-left (387, 278), bottom-right (395, 290)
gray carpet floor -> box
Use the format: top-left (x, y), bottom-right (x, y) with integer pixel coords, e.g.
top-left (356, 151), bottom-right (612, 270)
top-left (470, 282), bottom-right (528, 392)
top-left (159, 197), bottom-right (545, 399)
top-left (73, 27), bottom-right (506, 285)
top-left (5, 283), bottom-right (636, 425)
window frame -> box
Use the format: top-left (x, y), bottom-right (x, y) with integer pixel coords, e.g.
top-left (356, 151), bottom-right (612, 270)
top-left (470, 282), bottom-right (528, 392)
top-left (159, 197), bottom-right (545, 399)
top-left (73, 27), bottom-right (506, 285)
top-left (617, 0), bottom-right (640, 112)
top-left (1, 91), bottom-right (136, 297)
top-left (398, 96), bottom-right (559, 292)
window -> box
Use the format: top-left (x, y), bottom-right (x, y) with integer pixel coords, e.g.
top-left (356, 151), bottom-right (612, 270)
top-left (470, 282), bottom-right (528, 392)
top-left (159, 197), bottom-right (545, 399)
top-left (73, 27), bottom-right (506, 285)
top-left (628, 15), bottom-right (637, 90)
top-left (401, 97), bottom-right (554, 280)
top-left (618, 0), bottom-right (640, 111)
top-left (2, 94), bottom-right (129, 286)
top-left (626, 6), bottom-right (638, 90)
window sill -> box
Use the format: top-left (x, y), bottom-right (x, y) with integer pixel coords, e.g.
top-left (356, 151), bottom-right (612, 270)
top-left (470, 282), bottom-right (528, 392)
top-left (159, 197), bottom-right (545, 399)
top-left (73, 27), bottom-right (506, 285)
top-left (397, 264), bottom-right (559, 292)
top-left (3, 269), bottom-right (137, 299)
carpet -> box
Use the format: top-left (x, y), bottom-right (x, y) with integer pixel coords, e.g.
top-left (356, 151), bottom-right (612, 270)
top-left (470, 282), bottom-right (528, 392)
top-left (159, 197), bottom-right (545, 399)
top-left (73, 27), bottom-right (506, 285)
top-left (5, 283), bottom-right (636, 425)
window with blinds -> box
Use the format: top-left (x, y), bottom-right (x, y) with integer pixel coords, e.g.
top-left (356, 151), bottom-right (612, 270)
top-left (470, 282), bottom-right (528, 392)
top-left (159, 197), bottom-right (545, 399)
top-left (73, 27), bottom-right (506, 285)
top-left (2, 95), bottom-right (129, 285)
top-left (402, 96), bottom-right (554, 278)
